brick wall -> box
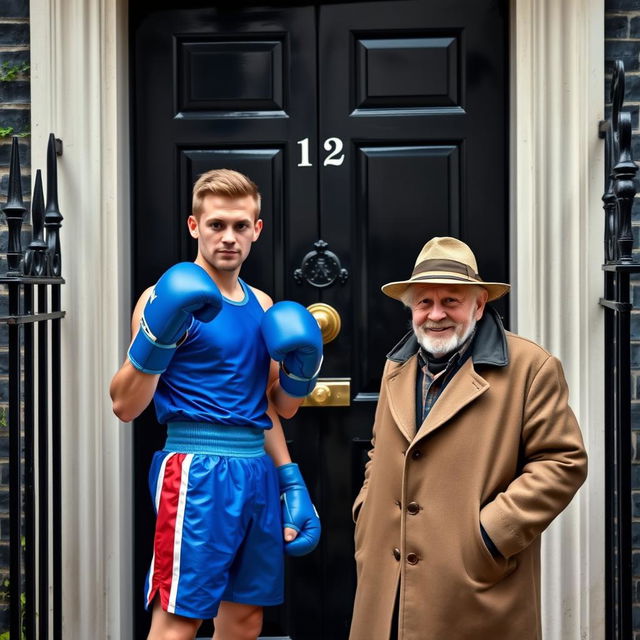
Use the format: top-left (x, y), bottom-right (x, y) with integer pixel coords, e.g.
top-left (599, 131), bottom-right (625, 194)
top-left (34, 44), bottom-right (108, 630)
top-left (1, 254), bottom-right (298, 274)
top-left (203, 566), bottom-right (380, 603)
top-left (0, 0), bottom-right (29, 633)
top-left (606, 0), bottom-right (640, 636)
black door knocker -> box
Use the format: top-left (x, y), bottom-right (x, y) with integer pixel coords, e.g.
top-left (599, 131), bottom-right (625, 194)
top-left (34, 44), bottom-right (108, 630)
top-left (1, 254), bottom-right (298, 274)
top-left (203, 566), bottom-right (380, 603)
top-left (293, 240), bottom-right (349, 288)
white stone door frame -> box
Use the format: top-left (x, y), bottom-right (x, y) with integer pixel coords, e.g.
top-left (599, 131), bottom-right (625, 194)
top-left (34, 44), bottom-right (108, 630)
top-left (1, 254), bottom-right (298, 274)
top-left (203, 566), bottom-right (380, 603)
top-left (30, 0), bottom-right (133, 637)
top-left (510, 1), bottom-right (605, 637)
top-left (29, 0), bottom-right (605, 637)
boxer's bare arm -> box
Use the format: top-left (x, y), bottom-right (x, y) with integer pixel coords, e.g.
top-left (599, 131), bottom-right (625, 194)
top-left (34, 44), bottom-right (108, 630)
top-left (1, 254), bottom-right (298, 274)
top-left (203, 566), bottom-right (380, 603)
top-left (264, 402), bottom-right (292, 467)
top-left (264, 402), bottom-right (300, 543)
top-left (267, 359), bottom-right (304, 419)
top-left (110, 287), bottom-right (161, 422)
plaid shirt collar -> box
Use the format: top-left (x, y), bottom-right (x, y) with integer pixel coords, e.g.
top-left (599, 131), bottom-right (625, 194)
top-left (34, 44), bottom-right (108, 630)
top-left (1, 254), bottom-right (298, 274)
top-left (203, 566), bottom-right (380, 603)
top-left (415, 329), bottom-right (477, 428)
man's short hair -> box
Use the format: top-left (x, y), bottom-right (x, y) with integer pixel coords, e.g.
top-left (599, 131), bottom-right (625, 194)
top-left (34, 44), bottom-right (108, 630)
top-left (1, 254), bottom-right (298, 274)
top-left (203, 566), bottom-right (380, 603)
top-left (192, 169), bottom-right (262, 218)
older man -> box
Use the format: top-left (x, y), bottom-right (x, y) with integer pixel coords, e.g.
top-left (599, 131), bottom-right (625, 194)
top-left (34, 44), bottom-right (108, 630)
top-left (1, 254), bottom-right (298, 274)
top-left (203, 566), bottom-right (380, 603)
top-left (349, 237), bottom-right (587, 640)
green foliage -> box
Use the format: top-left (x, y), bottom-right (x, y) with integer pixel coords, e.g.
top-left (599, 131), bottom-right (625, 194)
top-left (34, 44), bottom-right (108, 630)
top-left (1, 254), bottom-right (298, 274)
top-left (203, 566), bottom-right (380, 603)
top-left (0, 538), bottom-right (28, 639)
top-left (0, 127), bottom-right (30, 139)
top-left (0, 582), bottom-right (26, 639)
top-left (0, 62), bottom-right (31, 141)
top-left (0, 578), bottom-right (9, 603)
top-left (0, 63), bottom-right (29, 82)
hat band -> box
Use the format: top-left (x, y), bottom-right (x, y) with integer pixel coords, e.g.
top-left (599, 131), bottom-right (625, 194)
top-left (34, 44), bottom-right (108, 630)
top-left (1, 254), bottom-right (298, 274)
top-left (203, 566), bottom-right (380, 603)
top-left (410, 274), bottom-right (483, 284)
top-left (411, 258), bottom-right (479, 280)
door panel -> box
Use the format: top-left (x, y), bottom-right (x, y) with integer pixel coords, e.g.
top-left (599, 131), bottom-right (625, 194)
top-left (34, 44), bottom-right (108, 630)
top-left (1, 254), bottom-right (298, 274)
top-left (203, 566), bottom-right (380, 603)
top-left (355, 35), bottom-right (461, 110)
top-left (176, 38), bottom-right (287, 114)
top-left (132, 2), bottom-right (507, 638)
top-left (352, 144), bottom-right (462, 391)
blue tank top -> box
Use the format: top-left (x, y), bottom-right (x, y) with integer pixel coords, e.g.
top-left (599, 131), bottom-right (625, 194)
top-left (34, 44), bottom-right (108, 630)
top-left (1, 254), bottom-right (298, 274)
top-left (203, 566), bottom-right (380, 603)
top-left (153, 278), bottom-right (272, 429)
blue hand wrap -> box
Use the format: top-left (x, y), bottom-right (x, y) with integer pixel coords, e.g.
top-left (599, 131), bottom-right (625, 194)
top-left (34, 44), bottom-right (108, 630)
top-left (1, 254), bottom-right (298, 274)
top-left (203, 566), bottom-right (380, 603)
top-left (279, 356), bottom-right (323, 398)
top-left (128, 318), bottom-right (180, 374)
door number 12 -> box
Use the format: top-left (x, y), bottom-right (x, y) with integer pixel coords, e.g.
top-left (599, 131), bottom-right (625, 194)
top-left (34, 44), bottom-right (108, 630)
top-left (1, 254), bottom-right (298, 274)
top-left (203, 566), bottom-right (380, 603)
top-left (297, 137), bottom-right (345, 167)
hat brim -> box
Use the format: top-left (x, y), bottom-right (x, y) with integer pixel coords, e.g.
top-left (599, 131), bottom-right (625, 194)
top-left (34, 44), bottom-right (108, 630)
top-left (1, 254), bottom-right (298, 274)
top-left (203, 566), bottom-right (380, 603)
top-left (381, 277), bottom-right (510, 303)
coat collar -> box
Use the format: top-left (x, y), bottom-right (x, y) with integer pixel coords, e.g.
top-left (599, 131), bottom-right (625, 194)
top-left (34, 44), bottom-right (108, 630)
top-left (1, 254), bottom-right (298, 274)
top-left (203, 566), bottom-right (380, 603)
top-left (385, 306), bottom-right (509, 368)
top-left (383, 307), bottom-right (509, 442)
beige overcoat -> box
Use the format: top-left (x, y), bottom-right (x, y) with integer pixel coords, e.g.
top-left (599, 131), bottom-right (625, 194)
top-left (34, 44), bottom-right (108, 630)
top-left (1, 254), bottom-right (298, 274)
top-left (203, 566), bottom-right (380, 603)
top-left (349, 309), bottom-right (587, 640)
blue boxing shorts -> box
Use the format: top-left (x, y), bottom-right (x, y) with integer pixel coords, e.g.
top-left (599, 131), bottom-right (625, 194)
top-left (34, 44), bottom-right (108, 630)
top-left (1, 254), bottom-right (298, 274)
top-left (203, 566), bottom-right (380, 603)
top-left (143, 424), bottom-right (284, 620)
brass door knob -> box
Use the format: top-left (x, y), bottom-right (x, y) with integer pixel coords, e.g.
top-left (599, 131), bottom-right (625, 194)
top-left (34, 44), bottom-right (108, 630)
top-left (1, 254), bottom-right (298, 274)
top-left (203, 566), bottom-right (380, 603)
top-left (307, 303), bottom-right (341, 344)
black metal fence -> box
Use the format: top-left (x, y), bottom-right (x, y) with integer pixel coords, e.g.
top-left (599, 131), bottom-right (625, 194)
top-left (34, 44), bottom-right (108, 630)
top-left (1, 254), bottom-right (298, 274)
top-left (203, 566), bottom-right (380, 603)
top-left (0, 134), bottom-right (64, 639)
top-left (599, 60), bottom-right (639, 640)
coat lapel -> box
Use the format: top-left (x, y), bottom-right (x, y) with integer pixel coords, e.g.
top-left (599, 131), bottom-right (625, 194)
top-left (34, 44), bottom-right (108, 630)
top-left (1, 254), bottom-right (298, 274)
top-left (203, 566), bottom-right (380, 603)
top-left (382, 308), bottom-right (509, 445)
top-left (414, 358), bottom-right (489, 441)
top-left (383, 356), bottom-right (417, 443)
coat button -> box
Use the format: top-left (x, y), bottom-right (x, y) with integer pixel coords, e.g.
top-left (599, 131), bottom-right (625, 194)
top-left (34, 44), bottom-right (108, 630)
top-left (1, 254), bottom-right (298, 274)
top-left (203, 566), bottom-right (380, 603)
top-left (393, 548), bottom-right (401, 561)
top-left (411, 449), bottom-right (422, 460)
top-left (407, 553), bottom-right (419, 565)
top-left (407, 501), bottom-right (420, 515)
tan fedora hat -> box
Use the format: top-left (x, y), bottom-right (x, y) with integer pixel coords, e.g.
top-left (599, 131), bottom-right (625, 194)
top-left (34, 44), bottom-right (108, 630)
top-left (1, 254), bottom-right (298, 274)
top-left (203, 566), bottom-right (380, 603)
top-left (381, 236), bottom-right (510, 303)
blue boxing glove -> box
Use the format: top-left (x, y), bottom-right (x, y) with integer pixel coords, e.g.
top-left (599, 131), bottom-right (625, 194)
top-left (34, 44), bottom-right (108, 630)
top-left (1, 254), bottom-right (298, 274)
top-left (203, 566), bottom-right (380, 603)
top-left (128, 262), bottom-right (222, 374)
top-left (261, 301), bottom-right (323, 397)
top-left (278, 463), bottom-right (321, 556)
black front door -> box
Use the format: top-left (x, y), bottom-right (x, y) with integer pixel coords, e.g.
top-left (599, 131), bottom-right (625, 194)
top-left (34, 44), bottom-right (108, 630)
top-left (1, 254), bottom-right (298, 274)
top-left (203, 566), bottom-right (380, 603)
top-left (131, 2), bottom-right (508, 638)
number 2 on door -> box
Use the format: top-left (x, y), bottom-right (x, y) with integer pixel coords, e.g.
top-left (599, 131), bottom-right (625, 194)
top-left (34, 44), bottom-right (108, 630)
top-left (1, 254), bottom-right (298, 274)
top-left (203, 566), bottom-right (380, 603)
top-left (297, 138), bottom-right (345, 167)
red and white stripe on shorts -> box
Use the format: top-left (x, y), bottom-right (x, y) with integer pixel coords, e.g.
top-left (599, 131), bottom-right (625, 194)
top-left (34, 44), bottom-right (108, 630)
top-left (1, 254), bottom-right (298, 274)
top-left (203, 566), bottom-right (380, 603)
top-left (145, 452), bottom-right (193, 613)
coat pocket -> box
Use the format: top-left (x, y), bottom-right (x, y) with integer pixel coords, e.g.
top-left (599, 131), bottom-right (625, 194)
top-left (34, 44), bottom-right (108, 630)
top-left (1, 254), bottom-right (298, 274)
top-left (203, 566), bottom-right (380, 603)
top-left (464, 517), bottom-right (516, 586)
top-left (353, 499), bottom-right (368, 555)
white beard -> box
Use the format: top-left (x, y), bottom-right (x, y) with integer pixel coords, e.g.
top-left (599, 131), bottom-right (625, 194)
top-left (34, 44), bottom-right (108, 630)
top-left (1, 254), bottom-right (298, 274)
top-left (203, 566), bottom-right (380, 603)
top-left (413, 307), bottom-right (478, 357)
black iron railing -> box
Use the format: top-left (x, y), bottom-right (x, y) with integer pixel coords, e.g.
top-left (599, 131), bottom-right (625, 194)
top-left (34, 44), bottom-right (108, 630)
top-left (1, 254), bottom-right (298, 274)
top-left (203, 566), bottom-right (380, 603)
top-left (599, 60), bottom-right (639, 640)
top-left (0, 134), bottom-right (65, 639)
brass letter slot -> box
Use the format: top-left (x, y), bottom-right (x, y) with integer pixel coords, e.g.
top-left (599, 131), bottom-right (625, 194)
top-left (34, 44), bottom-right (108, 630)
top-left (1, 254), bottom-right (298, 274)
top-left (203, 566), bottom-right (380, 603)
top-left (302, 378), bottom-right (351, 407)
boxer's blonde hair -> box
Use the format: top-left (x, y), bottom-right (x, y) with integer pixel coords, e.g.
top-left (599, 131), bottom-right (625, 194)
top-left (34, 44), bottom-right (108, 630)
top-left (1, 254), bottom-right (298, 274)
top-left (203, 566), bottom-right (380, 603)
top-left (192, 169), bottom-right (261, 219)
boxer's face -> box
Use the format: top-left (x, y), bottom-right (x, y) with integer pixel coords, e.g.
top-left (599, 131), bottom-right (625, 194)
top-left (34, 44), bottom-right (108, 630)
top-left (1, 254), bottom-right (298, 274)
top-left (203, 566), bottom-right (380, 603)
top-left (188, 194), bottom-right (262, 273)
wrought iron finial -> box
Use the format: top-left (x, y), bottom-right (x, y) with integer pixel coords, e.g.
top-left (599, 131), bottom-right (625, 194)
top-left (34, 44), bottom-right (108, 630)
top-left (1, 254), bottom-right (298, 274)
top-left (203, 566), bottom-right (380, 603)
top-left (603, 124), bottom-right (617, 263)
top-left (24, 170), bottom-right (49, 277)
top-left (44, 133), bottom-right (63, 276)
top-left (2, 136), bottom-right (27, 276)
top-left (613, 111), bottom-right (637, 264)
top-left (602, 61), bottom-right (638, 265)
top-left (610, 60), bottom-right (624, 135)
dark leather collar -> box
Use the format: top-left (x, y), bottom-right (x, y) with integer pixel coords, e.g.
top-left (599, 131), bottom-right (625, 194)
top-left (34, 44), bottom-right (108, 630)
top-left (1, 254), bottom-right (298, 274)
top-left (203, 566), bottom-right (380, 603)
top-left (386, 307), bottom-right (509, 368)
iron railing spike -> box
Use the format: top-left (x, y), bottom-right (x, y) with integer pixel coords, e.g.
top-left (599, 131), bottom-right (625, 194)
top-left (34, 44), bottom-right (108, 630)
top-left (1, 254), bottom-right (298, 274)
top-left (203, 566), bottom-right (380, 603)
top-left (24, 170), bottom-right (49, 277)
top-left (6, 136), bottom-right (24, 210)
top-left (3, 136), bottom-right (27, 276)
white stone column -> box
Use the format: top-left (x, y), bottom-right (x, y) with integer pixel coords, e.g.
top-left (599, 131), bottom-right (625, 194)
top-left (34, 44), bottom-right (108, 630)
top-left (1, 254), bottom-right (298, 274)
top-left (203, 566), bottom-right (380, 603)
top-left (511, 0), bottom-right (605, 637)
top-left (29, 0), bottom-right (132, 637)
